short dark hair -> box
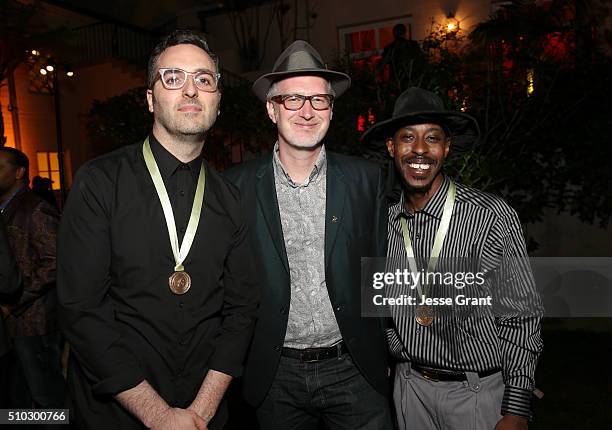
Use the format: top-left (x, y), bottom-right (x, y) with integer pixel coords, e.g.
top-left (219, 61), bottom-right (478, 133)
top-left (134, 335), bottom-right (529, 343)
top-left (393, 24), bottom-right (407, 39)
top-left (0, 147), bottom-right (29, 182)
top-left (147, 29), bottom-right (220, 89)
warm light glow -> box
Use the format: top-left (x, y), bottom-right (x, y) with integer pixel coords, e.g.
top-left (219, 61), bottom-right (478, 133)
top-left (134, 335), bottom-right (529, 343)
top-left (31, 50), bottom-right (39, 56)
top-left (367, 108), bottom-right (375, 125)
top-left (46, 65), bottom-right (54, 72)
top-left (526, 69), bottom-right (535, 96)
top-left (40, 68), bottom-right (47, 75)
top-left (66, 71), bottom-right (74, 77)
top-left (445, 15), bottom-right (459, 33)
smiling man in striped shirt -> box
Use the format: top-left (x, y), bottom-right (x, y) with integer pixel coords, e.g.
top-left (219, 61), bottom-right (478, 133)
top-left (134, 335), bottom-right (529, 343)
top-left (362, 87), bottom-right (543, 430)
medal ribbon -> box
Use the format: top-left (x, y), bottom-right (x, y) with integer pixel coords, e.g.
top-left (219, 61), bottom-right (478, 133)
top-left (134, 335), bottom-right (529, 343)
top-left (399, 180), bottom-right (456, 298)
top-left (142, 138), bottom-right (206, 272)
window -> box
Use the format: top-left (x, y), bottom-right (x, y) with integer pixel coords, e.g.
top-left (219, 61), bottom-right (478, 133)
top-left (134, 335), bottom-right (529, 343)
top-left (338, 16), bottom-right (413, 60)
top-left (37, 152), bottom-right (61, 190)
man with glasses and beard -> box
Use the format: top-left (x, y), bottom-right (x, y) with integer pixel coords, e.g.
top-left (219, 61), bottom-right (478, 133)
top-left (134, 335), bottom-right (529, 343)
top-left (225, 41), bottom-right (393, 430)
top-left (58, 30), bottom-right (259, 430)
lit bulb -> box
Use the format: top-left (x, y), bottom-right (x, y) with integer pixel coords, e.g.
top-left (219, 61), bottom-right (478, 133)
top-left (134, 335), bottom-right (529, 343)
top-left (46, 65), bottom-right (54, 72)
top-left (40, 68), bottom-right (47, 75)
top-left (447, 22), bottom-right (456, 32)
top-left (66, 71), bottom-right (74, 77)
top-left (31, 50), bottom-right (39, 56)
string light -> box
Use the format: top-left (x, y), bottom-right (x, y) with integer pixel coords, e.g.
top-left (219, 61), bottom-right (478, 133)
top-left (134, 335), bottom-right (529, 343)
top-left (526, 69), bottom-right (535, 96)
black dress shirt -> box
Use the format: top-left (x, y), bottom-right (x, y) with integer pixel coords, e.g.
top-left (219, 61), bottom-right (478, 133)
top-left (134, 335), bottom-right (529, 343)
top-left (57, 135), bottom-right (259, 428)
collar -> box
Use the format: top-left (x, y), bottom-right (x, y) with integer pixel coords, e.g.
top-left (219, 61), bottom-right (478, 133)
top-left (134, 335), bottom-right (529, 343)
top-left (393, 174), bottom-right (451, 220)
top-left (149, 133), bottom-right (203, 182)
top-left (0, 185), bottom-right (28, 212)
top-left (272, 142), bottom-right (327, 188)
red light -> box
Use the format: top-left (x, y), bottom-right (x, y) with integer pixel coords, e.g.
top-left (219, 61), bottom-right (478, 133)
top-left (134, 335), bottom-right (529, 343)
top-left (357, 115), bottom-right (366, 132)
top-left (367, 108), bottom-right (375, 125)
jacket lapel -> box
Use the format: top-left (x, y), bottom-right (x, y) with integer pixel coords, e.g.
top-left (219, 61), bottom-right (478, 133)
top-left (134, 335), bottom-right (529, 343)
top-left (325, 155), bottom-right (347, 269)
top-left (256, 158), bottom-right (290, 275)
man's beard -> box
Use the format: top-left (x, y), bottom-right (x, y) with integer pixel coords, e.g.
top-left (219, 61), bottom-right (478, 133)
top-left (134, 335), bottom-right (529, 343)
top-left (154, 97), bottom-right (217, 139)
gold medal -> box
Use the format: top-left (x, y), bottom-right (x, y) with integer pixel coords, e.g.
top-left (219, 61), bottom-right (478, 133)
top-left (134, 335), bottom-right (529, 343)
top-left (415, 305), bottom-right (434, 326)
top-left (169, 271), bottom-right (192, 295)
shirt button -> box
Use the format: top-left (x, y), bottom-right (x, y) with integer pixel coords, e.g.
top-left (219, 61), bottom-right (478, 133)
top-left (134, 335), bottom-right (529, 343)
top-left (415, 234), bottom-right (420, 240)
top-left (179, 190), bottom-right (185, 197)
top-left (179, 302), bottom-right (184, 308)
top-left (280, 307), bottom-right (287, 315)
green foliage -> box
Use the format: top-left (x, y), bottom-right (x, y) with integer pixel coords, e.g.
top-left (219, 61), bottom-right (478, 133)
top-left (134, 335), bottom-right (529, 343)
top-left (325, 0), bottom-right (612, 235)
top-left (86, 87), bottom-right (152, 156)
top-left (216, 81), bottom-right (276, 153)
top-left (84, 0), bottom-right (611, 234)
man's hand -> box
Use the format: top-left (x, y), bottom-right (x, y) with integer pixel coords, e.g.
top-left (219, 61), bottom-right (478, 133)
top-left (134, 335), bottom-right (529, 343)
top-left (0, 305), bottom-right (10, 317)
top-left (149, 407), bottom-right (207, 430)
top-left (115, 381), bottom-right (207, 429)
top-left (495, 415), bottom-right (528, 430)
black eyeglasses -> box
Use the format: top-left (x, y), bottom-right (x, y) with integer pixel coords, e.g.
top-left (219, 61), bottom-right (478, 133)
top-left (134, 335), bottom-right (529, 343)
top-left (270, 94), bottom-right (334, 111)
top-left (155, 68), bottom-right (220, 92)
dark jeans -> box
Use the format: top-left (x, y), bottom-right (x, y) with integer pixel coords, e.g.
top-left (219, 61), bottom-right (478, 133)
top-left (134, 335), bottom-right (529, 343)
top-left (257, 352), bottom-right (393, 430)
top-left (11, 332), bottom-right (65, 408)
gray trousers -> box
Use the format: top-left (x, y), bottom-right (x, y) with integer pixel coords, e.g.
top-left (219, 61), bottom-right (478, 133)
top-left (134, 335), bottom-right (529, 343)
top-left (393, 362), bottom-right (504, 430)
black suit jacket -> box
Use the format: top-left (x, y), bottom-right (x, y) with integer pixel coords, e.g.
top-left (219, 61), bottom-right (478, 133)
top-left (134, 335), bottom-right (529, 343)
top-left (225, 150), bottom-right (389, 406)
top-left (0, 219), bottom-right (21, 356)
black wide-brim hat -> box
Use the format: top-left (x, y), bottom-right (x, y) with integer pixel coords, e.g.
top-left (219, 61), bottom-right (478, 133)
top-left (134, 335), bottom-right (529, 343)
top-left (252, 40), bottom-right (351, 102)
top-left (361, 87), bottom-right (480, 152)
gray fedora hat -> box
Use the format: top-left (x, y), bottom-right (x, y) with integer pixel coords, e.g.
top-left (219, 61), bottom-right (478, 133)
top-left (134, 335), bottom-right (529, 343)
top-left (361, 87), bottom-right (480, 152)
top-left (252, 40), bottom-right (351, 102)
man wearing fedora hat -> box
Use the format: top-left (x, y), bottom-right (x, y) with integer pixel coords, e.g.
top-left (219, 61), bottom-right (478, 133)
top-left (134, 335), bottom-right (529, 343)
top-left (225, 41), bottom-right (393, 429)
top-left (362, 87), bottom-right (543, 430)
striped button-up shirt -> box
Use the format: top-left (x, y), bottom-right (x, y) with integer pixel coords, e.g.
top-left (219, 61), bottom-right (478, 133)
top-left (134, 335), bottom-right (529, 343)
top-left (386, 175), bottom-right (543, 418)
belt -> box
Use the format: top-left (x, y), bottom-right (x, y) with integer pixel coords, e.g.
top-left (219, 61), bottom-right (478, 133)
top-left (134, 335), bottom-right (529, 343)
top-left (281, 342), bottom-right (347, 362)
top-left (411, 363), bottom-right (501, 382)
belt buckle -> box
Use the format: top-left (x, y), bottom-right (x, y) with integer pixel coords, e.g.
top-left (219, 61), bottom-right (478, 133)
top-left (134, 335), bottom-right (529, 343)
top-left (302, 350), bottom-right (320, 363)
top-left (420, 368), bottom-right (439, 382)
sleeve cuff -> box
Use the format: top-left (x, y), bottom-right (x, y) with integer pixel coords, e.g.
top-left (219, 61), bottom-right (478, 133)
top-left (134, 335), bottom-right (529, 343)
top-left (91, 364), bottom-right (145, 397)
top-left (501, 385), bottom-right (533, 419)
top-left (208, 355), bottom-right (243, 378)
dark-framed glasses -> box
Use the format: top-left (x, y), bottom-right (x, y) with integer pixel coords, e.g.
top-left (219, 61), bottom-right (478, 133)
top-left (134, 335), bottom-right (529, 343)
top-left (156, 68), bottom-right (220, 92)
top-left (270, 94), bottom-right (334, 111)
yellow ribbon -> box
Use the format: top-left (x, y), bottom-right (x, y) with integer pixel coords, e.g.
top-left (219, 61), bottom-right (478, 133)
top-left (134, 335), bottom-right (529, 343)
top-left (399, 180), bottom-right (456, 298)
top-left (142, 138), bottom-right (206, 272)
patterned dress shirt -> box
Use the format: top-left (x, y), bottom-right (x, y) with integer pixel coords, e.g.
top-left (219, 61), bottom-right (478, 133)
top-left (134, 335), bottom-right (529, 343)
top-left (273, 143), bottom-right (342, 349)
